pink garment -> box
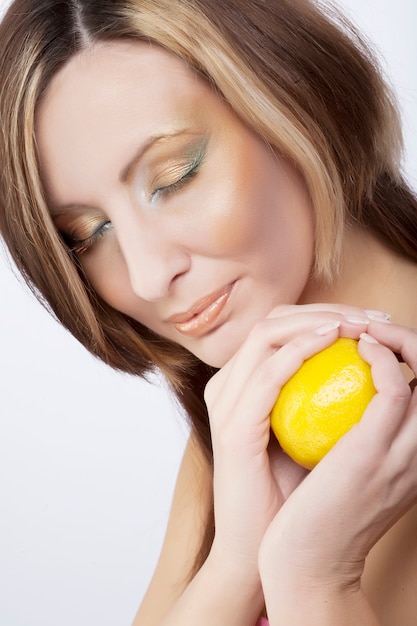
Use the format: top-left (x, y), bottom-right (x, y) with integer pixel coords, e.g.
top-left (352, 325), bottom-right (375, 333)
top-left (256, 618), bottom-right (269, 626)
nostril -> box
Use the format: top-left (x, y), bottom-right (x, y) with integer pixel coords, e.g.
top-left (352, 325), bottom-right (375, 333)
top-left (127, 251), bottom-right (191, 302)
top-left (115, 216), bottom-right (191, 302)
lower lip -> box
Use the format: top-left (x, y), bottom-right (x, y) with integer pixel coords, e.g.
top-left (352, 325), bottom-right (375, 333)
top-left (174, 284), bottom-right (234, 338)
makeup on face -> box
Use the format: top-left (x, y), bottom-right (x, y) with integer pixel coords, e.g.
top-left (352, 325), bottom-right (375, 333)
top-left (167, 282), bottom-right (235, 338)
top-left (36, 40), bottom-right (315, 367)
top-left (53, 134), bottom-right (209, 255)
top-left (131, 134), bottom-right (209, 205)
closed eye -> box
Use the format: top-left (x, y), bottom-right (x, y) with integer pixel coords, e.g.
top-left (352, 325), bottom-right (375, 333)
top-left (150, 141), bottom-right (206, 202)
top-left (63, 219), bottom-right (113, 255)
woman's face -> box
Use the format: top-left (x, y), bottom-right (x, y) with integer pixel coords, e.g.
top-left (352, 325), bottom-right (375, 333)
top-left (36, 41), bottom-right (315, 368)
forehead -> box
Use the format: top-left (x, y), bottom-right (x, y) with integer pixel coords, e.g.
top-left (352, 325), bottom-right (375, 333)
top-left (39, 39), bottom-right (204, 119)
top-left (35, 41), bottom-right (213, 201)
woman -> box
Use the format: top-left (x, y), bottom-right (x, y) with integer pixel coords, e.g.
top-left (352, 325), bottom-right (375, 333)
top-left (0, 0), bottom-right (416, 624)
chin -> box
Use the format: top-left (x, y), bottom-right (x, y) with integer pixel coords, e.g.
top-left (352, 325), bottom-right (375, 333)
top-left (188, 316), bottom-right (263, 368)
top-left (198, 354), bottom-right (228, 368)
top-left (190, 336), bottom-right (242, 369)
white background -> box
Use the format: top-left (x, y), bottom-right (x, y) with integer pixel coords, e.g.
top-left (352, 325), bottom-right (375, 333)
top-left (0, 1), bottom-right (416, 624)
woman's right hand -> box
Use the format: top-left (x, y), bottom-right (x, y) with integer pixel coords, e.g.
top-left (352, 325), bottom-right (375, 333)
top-left (254, 320), bottom-right (417, 626)
top-left (203, 303), bottom-right (373, 587)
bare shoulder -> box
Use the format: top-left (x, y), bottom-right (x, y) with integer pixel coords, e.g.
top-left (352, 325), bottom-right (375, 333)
top-left (132, 432), bottom-right (213, 626)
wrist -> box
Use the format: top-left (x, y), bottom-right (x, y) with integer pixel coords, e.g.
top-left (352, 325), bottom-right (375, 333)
top-left (160, 544), bottom-right (264, 626)
top-left (258, 504), bottom-right (367, 596)
top-left (259, 542), bottom-right (378, 626)
top-left (208, 539), bottom-right (264, 597)
top-left (259, 534), bottom-right (365, 605)
top-left (260, 573), bottom-right (379, 626)
top-left (179, 546), bottom-right (264, 626)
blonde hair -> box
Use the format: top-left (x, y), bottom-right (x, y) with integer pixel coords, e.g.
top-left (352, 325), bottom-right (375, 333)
top-left (1, 0), bottom-right (416, 571)
top-left (0, 0), bottom-right (407, 356)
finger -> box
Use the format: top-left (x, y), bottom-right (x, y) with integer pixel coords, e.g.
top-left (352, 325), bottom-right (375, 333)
top-left (356, 334), bottom-right (411, 445)
top-left (237, 323), bottom-right (342, 427)
top-left (266, 306), bottom-right (373, 340)
top-left (206, 311), bottom-right (371, 426)
top-left (231, 309), bottom-right (367, 365)
top-left (206, 313), bottom-right (346, 406)
top-left (353, 335), bottom-right (417, 512)
top-left (209, 324), bottom-right (342, 452)
top-left (266, 302), bottom-right (388, 320)
top-left (367, 321), bottom-right (417, 374)
top-left (213, 307), bottom-right (375, 400)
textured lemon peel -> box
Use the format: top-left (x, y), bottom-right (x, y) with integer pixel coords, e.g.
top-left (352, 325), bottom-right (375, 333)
top-left (270, 338), bottom-right (376, 469)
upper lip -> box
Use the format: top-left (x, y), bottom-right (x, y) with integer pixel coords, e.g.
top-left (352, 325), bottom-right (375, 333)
top-left (166, 283), bottom-right (234, 324)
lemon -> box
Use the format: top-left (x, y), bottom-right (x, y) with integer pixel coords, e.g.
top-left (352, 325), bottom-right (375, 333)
top-left (270, 338), bottom-right (376, 469)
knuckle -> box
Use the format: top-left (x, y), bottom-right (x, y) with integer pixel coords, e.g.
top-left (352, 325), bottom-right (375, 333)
top-left (286, 333), bottom-right (309, 352)
top-left (252, 358), bottom-right (279, 390)
top-left (203, 382), bottom-right (212, 407)
top-left (386, 380), bottom-right (411, 403)
top-left (266, 304), bottom-right (288, 317)
top-left (248, 318), bottom-right (271, 342)
top-left (204, 371), bottom-right (221, 406)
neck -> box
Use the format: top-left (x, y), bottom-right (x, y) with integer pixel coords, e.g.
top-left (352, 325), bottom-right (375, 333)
top-left (300, 225), bottom-right (417, 329)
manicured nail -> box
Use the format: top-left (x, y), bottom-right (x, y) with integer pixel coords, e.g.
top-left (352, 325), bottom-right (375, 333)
top-left (364, 309), bottom-right (392, 322)
top-left (359, 332), bottom-right (379, 344)
top-left (344, 315), bottom-right (370, 325)
top-left (315, 321), bottom-right (341, 335)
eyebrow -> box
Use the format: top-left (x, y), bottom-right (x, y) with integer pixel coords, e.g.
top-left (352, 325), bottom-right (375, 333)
top-left (50, 202), bottom-right (92, 217)
top-left (119, 127), bottom-right (193, 183)
top-left (49, 126), bottom-right (194, 215)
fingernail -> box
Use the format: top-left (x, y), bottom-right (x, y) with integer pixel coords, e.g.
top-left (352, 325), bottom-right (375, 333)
top-left (359, 332), bottom-right (379, 344)
top-left (315, 321), bottom-right (341, 335)
top-left (364, 309), bottom-right (392, 323)
top-left (344, 315), bottom-right (370, 325)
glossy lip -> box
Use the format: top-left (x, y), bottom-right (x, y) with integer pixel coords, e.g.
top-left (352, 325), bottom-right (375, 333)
top-left (168, 283), bottom-right (235, 338)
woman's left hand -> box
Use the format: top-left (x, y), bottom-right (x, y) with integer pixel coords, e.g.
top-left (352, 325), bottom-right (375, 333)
top-left (258, 320), bottom-right (417, 619)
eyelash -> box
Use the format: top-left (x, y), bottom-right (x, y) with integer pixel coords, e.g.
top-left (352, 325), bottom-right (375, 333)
top-left (66, 220), bottom-right (113, 256)
top-left (64, 144), bottom-right (205, 255)
top-left (150, 147), bottom-right (205, 202)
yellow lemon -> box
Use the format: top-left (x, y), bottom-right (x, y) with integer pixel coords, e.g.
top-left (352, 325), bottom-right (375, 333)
top-left (270, 338), bottom-right (376, 469)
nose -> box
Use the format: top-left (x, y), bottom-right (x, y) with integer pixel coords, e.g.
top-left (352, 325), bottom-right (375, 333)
top-left (116, 214), bottom-right (191, 302)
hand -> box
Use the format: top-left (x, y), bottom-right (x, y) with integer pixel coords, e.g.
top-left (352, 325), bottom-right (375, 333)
top-left (204, 303), bottom-right (372, 584)
top-left (258, 321), bottom-right (417, 611)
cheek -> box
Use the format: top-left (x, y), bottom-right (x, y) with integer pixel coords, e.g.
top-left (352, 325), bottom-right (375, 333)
top-left (202, 193), bottom-right (260, 256)
top-left (194, 159), bottom-right (277, 257)
top-left (81, 250), bottom-right (140, 317)
top-left (196, 151), bottom-right (312, 263)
